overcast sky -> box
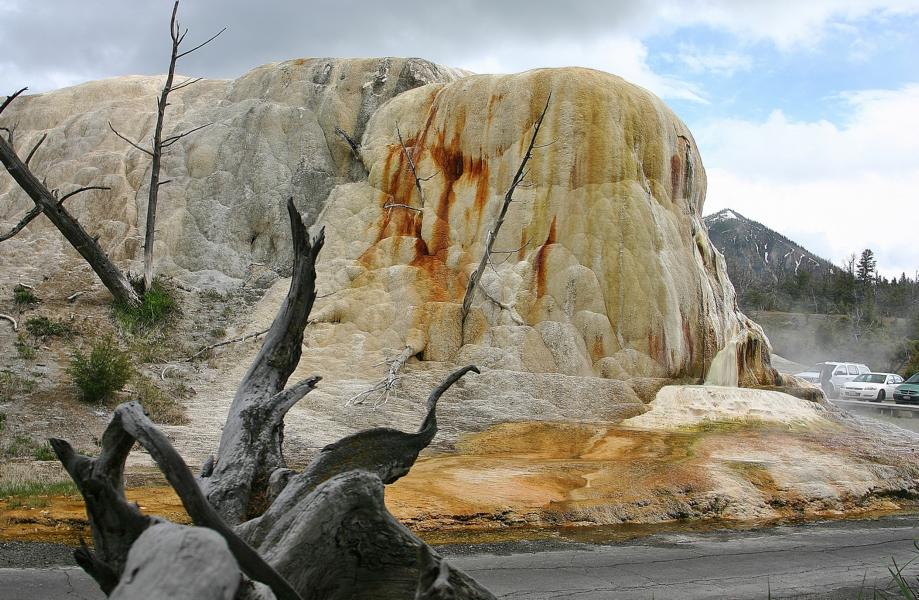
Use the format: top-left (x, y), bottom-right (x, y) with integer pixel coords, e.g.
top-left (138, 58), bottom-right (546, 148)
top-left (2, 0), bottom-right (918, 277)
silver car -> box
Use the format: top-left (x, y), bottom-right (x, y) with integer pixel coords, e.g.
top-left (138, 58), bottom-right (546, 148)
top-left (840, 372), bottom-right (904, 402)
top-left (795, 362), bottom-right (871, 398)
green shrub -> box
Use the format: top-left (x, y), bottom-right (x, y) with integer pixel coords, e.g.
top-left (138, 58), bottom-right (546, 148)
top-left (114, 278), bottom-right (178, 332)
top-left (68, 337), bottom-right (134, 402)
top-left (12, 285), bottom-right (38, 305)
top-left (0, 412), bottom-right (6, 431)
top-left (32, 443), bottom-right (55, 461)
top-left (25, 316), bottom-right (74, 338)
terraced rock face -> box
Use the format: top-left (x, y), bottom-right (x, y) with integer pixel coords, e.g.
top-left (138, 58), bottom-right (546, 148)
top-left (0, 58), bottom-right (773, 386)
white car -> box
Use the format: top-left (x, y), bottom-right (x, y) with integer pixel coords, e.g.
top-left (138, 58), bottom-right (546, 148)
top-left (840, 372), bottom-right (904, 402)
top-left (795, 362), bottom-right (871, 398)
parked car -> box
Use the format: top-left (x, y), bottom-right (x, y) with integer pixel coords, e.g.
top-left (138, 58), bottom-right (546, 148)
top-left (795, 362), bottom-right (871, 399)
top-left (840, 373), bottom-right (904, 402)
top-left (894, 373), bottom-right (919, 405)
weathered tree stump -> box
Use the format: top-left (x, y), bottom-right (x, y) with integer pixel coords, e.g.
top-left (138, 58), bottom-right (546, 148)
top-left (53, 197), bottom-right (495, 599)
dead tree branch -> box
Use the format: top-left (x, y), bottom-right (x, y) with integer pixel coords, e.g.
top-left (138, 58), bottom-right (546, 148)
top-left (335, 126), bottom-right (360, 159)
top-left (241, 363), bottom-right (477, 529)
top-left (397, 125), bottom-right (426, 208)
top-left (348, 345), bottom-right (415, 406)
top-left (24, 132), bottom-right (46, 166)
top-left (461, 94), bottom-right (550, 325)
top-left (0, 205), bottom-right (41, 242)
top-left (0, 313), bottom-right (18, 331)
top-left (53, 401), bottom-right (303, 600)
top-left (0, 105), bottom-right (141, 307)
top-left (0, 185), bottom-right (107, 243)
top-left (107, 122), bottom-right (153, 157)
top-left (161, 122), bottom-right (212, 148)
top-left (384, 201), bottom-right (424, 212)
top-left (56, 185), bottom-right (111, 204)
top-left (187, 327), bottom-right (270, 361)
top-left (0, 87), bottom-right (27, 117)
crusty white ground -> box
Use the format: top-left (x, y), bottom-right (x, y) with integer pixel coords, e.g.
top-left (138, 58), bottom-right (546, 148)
top-left (622, 385), bottom-right (830, 430)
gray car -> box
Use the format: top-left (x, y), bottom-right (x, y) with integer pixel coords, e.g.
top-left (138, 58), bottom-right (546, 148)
top-left (795, 362), bottom-right (871, 398)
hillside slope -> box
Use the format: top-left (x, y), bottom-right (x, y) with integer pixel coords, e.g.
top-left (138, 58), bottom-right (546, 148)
top-left (704, 209), bottom-right (835, 290)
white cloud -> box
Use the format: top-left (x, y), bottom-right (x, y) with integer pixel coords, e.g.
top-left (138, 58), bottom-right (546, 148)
top-left (666, 45), bottom-right (752, 76)
top-left (457, 37), bottom-right (706, 103)
top-left (656, 0), bottom-right (919, 50)
top-left (700, 84), bottom-right (919, 277)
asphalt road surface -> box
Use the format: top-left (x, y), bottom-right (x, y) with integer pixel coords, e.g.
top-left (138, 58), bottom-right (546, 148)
top-left (2, 516), bottom-right (919, 599)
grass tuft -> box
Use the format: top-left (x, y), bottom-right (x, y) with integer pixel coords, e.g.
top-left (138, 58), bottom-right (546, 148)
top-left (12, 285), bottom-right (39, 306)
top-left (114, 278), bottom-right (178, 332)
top-left (0, 370), bottom-right (36, 401)
top-left (0, 480), bottom-right (78, 501)
top-left (25, 315), bottom-right (75, 338)
top-left (133, 376), bottom-right (188, 425)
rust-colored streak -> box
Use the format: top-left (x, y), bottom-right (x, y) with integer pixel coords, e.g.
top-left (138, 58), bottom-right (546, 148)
top-left (670, 153), bottom-right (683, 201)
top-left (648, 330), bottom-right (666, 365)
top-left (591, 335), bottom-right (605, 361)
top-left (682, 312), bottom-right (694, 361)
top-left (534, 216), bottom-right (557, 298)
top-left (518, 229), bottom-right (528, 262)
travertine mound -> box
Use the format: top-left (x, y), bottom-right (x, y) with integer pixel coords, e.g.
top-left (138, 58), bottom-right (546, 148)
top-left (0, 58), bottom-right (774, 384)
top-left (314, 67), bottom-right (774, 382)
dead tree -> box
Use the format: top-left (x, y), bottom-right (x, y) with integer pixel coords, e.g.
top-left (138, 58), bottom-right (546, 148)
top-left (0, 88), bottom-right (142, 308)
top-left (460, 95), bottom-right (550, 325)
top-left (109, 0), bottom-right (224, 291)
top-left (53, 197), bottom-right (493, 599)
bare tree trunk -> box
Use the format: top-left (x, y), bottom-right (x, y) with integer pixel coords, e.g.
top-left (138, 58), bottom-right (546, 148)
top-left (200, 197), bottom-right (324, 524)
top-left (461, 95), bottom-right (550, 325)
top-left (0, 103), bottom-right (141, 307)
top-left (110, 1), bottom-right (223, 291)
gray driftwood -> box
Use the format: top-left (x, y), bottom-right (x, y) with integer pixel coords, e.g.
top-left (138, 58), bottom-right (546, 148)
top-left (109, 524), bottom-right (240, 600)
top-left (53, 197), bottom-right (495, 599)
top-left (200, 197), bottom-right (324, 524)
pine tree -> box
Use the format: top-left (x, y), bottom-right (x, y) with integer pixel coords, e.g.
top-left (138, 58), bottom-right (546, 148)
top-left (856, 248), bottom-right (877, 284)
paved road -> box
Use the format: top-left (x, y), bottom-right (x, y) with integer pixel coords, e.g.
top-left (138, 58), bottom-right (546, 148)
top-left (449, 517), bottom-right (919, 599)
top-left (2, 517), bottom-right (919, 599)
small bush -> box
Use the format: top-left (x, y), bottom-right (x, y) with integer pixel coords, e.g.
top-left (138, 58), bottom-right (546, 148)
top-left (0, 412), bottom-right (6, 431)
top-left (133, 376), bottom-right (188, 425)
top-left (114, 278), bottom-right (178, 332)
top-left (13, 285), bottom-right (38, 305)
top-left (25, 316), bottom-right (74, 338)
top-left (68, 337), bottom-right (134, 402)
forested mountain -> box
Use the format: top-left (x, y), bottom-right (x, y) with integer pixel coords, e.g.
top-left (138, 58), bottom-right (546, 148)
top-left (705, 209), bottom-right (917, 319)
top-left (704, 209), bottom-right (919, 374)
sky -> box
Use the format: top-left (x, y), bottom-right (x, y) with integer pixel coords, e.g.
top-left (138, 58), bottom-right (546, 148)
top-left (1, 0), bottom-right (918, 277)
